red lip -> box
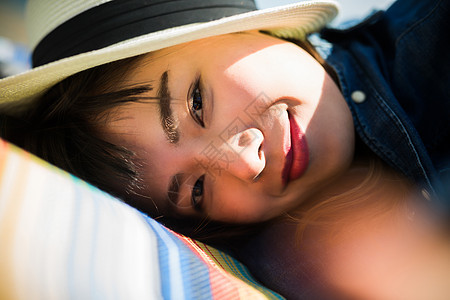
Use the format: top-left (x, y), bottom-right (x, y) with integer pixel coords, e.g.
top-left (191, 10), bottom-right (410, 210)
top-left (282, 112), bottom-right (309, 186)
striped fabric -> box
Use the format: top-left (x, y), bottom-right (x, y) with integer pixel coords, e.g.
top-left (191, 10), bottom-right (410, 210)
top-left (0, 139), bottom-right (284, 300)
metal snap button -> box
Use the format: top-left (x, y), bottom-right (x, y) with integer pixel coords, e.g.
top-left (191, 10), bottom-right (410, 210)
top-left (351, 90), bottom-right (366, 103)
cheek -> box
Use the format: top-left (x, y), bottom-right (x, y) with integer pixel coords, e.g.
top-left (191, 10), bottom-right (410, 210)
top-left (219, 43), bottom-right (301, 99)
top-left (219, 43), bottom-right (330, 111)
top-left (305, 75), bottom-right (354, 161)
top-left (210, 179), bottom-right (277, 223)
top-left (223, 63), bottom-right (272, 98)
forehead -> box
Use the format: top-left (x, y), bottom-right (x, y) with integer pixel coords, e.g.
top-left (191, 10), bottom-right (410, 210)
top-left (133, 31), bottom-right (287, 73)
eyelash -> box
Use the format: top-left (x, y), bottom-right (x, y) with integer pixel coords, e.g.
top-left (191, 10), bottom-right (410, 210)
top-left (188, 77), bottom-right (205, 127)
top-left (191, 175), bottom-right (205, 211)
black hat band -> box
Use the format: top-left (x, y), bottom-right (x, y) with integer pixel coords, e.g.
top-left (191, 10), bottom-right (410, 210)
top-left (32, 0), bottom-right (257, 67)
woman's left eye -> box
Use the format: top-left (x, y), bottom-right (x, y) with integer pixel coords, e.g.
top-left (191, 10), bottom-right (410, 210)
top-left (188, 79), bottom-right (204, 127)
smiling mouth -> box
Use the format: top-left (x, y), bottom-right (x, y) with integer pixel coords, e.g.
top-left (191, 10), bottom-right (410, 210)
top-left (282, 112), bottom-right (309, 186)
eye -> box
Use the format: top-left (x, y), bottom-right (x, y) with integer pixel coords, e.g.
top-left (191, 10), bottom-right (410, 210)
top-left (191, 175), bottom-right (205, 211)
top-left (188, 78), bottom-right (204, 127)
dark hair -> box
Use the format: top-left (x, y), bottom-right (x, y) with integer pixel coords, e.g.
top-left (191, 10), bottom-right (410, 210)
top-left (0, 55), bottom-right (150, 199)
top-left (286, 157), bottom-right (413, 243)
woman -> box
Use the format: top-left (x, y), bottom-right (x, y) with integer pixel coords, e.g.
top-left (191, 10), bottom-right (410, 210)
top-left (0, 0), bottom-right (355, 227)
top-left (0, 0), bottom-right (449, 297)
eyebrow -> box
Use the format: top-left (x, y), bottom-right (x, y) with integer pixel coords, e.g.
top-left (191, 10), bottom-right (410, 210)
top-left (168, 173), bottom-right (185, 207)
top-left (158, 71), bottom-right (180, 144)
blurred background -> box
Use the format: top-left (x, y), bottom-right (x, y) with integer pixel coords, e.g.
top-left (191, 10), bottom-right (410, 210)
top-left (0, 0), bottom-right (396, 76)
top-left (0, 0), bottom-right (26, 43)
top-left (257, 0), bottom-right (395, 25)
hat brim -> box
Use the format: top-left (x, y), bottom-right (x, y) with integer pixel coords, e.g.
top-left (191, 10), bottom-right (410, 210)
top-left (0, 1), bottom-right (338, 110)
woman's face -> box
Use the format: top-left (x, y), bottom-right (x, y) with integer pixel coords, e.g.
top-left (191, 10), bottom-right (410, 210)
top-left (103, 31), bottom-right (354, 223)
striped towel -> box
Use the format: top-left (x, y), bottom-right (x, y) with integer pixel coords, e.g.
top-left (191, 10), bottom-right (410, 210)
top-left (0, 139), bottom-right (284, 300)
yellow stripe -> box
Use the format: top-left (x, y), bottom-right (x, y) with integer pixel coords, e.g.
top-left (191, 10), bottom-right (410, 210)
top-left (194, 241), bottom-right (281, 299)
top-left (0, 144), bottom-right (29, 300)
top-left (198, 241), bottom-right (282, 299)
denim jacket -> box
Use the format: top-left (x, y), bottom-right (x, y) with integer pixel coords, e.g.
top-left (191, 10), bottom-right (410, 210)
top-left (322, 0), bottom-right (450, 211)
top-left (237, 1), bottom-right (450, 299)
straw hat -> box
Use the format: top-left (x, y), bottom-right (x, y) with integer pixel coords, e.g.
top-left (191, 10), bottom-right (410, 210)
top-left (0, 0), bottom-right (338, 111)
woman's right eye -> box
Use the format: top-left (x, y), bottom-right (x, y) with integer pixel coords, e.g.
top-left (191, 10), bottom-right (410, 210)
top-left (191, 175), bottom-right (204, 211)
top-left (188, 78), bottom-right (205, 127)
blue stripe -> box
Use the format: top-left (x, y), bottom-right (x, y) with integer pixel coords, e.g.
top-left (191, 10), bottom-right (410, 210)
top-left (143, 216), bottom-right (213, 299)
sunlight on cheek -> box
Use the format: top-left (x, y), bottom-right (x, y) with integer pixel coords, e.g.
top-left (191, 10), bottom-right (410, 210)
top-left (296, 71), bottom-right (327, 129)
top-left (298, 66), bottom-right (328, 108)
top-left (224, 62), bottom-right (271, 98)
top-left (223, 43), bottom-right (300, 96)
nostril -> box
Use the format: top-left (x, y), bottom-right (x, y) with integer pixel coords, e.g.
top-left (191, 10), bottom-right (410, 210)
top-left (253, 172), bottom-right (262, 183)
top-left (258, 142), bottom-right (263, 159)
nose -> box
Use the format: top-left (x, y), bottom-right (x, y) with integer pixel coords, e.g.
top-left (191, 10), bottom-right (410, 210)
top-left (218, 127), bottom-right (265, 182)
